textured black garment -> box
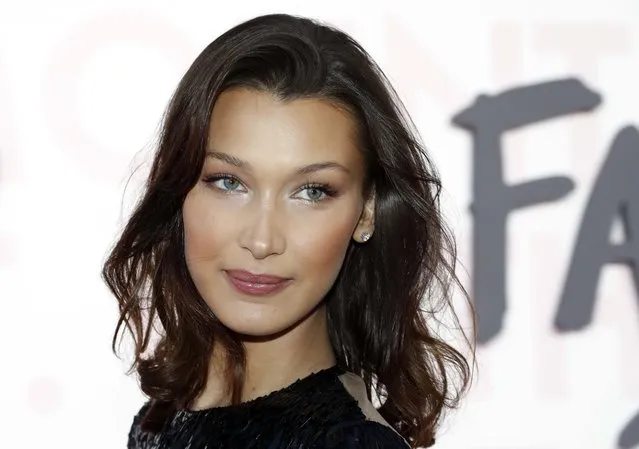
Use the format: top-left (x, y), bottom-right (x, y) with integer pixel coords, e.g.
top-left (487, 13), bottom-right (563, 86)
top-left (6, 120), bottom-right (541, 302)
top-left (128, 365), bottom-right (412, 449)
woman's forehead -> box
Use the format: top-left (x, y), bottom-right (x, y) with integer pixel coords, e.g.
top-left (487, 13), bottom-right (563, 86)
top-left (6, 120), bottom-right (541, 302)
top-left (206, 88), bottom-right (364, 174)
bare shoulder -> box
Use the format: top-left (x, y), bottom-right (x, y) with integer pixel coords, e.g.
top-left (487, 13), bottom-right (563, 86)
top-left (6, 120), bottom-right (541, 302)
top-left (322, 372), bottom-right (412, 448)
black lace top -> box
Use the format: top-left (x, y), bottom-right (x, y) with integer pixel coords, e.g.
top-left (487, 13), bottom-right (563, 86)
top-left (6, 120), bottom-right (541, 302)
top-left (128, 365), bottom-right (411, 448)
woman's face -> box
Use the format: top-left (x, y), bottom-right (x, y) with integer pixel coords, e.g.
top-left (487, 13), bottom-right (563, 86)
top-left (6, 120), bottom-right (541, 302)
top-left (183, 88), bottom-right (375, 338)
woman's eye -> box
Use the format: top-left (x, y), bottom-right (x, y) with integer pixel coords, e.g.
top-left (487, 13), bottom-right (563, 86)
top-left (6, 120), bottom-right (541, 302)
top-left (299, 187), bottom-right (327, 202)
top-left (218, 177), bottom-right (241, 191)
top-left (203, 175), bottom-right (246, 192)
top-left (296, 184), bottom-right (336, 203)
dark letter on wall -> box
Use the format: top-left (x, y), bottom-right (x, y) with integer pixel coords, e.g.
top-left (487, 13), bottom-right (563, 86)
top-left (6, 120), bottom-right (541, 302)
top-left (552, 126), bottom-right (639, 449)
top-left (452, 78), bottom-right (601, 343)
top-left (555, 126), bottom-right (639, 331)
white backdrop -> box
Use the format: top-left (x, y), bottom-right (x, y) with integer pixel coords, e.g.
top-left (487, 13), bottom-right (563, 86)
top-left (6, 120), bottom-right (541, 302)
top-left (1, 1), bottom-right (638, 448)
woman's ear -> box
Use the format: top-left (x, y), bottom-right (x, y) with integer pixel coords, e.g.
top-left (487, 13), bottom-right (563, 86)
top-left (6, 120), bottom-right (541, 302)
top-left (353, 189), bottom-right (375, 243)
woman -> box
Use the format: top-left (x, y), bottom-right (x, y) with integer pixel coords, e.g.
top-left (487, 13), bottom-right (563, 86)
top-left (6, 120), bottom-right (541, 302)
top-left (103, 13), bottom-right (474, 449)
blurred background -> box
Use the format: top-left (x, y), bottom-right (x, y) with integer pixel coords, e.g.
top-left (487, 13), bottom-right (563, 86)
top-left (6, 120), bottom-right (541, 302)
top-left (0, 0), bottom-right (637, 448)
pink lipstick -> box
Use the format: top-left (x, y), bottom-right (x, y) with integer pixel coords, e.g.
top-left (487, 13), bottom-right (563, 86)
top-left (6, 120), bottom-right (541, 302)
top-left (224, 270), bottom-right (292, 296)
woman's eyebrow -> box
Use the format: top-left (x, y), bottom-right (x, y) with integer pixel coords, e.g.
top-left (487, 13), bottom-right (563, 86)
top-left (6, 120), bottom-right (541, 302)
top-left (206, 150), bottom-right (351, 175)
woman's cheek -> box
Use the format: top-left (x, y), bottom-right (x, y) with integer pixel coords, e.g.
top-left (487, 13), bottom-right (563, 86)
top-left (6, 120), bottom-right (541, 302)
top-left (183, 189), bottom-right (229, 259)
top-left (292, 211), bottom-right (355, 274)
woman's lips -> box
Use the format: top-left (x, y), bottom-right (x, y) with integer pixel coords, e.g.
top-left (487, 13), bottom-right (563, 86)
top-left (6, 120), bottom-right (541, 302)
top-left (224, 270), bottom-right (292, 296)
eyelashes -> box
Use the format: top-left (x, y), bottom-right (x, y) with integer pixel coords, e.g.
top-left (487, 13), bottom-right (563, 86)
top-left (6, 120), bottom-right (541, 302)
top-left (203, 174), bottom-right (243, 192)
top-left (201, 173), bottom-right (338, 204)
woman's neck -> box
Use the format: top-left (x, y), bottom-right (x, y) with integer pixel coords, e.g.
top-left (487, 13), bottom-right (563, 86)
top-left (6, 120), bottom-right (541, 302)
top-left (197, 303), bottom-right (336, 408)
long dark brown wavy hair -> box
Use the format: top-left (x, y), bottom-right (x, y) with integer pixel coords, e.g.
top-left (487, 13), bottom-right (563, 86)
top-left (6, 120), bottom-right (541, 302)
top-left (102, 13), bottom-right (475, 448)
